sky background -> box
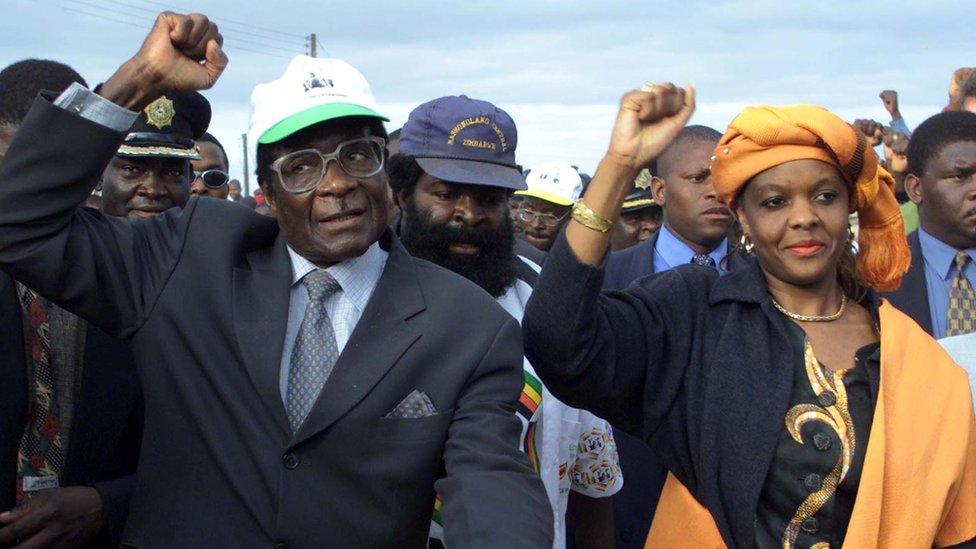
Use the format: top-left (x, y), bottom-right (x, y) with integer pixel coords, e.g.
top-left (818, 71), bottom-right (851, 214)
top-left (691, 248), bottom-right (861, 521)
top-left (2, 0), bottom-right (973, 195)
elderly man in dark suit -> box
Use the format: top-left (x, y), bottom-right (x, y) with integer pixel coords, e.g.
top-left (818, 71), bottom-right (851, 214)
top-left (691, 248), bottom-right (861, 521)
top-left (0, 12), bottom-right (550, 548)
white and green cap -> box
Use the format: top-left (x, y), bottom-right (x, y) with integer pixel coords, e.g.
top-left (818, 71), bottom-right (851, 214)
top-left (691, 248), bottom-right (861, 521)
top-left (248, 55), bottom-right (388, 153)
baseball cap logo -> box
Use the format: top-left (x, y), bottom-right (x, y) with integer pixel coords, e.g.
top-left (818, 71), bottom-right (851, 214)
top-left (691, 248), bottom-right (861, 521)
top-left (447, 116), bottom-right (510, 152)
top-left (303, 72), bottom-right (334, 92)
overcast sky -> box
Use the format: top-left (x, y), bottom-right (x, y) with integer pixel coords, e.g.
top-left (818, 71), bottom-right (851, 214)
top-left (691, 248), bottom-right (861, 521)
top-left (3, 0), bottom-right (972, 193)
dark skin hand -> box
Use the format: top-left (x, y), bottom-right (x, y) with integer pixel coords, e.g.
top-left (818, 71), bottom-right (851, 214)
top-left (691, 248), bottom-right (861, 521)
top-left (0, 487), bottom-right (103, 548)
top-left (99, 12), bottom-right (227, 112)
top-left (880, 89), bottom-right (901, 121)
top-left (853, 119), bottom-right (885, 147)
top-left (736, 159), bottom-right (877, 369)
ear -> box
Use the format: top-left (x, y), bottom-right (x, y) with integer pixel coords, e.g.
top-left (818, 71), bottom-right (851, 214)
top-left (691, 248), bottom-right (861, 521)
top-left (260, 181), bottom-right (278, 218)
top-left (735, 205), bottom-right (751, 239)
top-left (904, 173), bottom-right (923, 205)
top-left (651, 176), bottom-right (666, 206)
top-left (395, 187), bottom-right (411, 208)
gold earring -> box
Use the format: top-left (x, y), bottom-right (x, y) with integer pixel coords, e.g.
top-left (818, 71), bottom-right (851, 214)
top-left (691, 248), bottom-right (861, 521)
top-left (740, 233), bottom-right (754, 253)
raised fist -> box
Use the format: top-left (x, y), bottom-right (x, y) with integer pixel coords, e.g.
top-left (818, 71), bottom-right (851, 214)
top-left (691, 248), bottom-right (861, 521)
top-left (883, 131), bottom-right (909, 173)
top-left (879, 90), bottom-right (900, 117)
top-left (853, 119), bottom-right (884, 147)
top-left (607, 82), bottom-right (696, 170)
top-left (100, 12), bottom-right (227, 110)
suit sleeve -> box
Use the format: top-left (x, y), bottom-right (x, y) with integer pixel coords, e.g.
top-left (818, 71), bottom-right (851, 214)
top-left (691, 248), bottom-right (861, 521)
top-left (523, 233), bottom-right (696, 439)
top-left (91, 475), bottom-right (135, 547)
top-left (0, 96), bottom-right (191, 337)
top-left (437, 316), bottom-right (554, 549)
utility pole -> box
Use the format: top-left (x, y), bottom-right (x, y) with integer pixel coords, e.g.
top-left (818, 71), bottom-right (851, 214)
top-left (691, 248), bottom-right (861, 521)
top-left (241, 133), bottom-right (250, 197)
top-left (306, 33), bottom-right (317, 57)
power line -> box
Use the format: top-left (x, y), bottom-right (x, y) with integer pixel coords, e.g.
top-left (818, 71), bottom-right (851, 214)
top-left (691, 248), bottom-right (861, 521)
top-left (93, 0), bottom-right (304, 47)
top-left (65, 0), bottom-right (302, 54)
top-left (124, 0), bottom-right (306, 40)
top-left (61, 0), bottom-right (300, 57)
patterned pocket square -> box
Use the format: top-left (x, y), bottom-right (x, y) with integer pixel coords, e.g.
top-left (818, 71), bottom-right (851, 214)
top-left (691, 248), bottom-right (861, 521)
top-left (385, 390), bottom-right (437, 419)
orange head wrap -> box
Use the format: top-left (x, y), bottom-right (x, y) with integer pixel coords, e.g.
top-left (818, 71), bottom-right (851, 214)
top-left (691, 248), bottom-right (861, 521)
top-left (710, 105), bottom-right (910, 291)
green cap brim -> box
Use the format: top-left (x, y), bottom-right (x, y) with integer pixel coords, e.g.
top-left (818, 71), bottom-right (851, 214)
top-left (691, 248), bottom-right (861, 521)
top-left (258, 103), bottom-right (390, 144)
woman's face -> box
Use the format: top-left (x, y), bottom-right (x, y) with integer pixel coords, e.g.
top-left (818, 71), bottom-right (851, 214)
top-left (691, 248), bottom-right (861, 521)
top-left (736, 159), bottom-right (851, 289)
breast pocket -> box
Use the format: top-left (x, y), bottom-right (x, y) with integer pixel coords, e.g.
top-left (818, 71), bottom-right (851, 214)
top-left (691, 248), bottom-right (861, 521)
top-left (375, 408), bottom-right (455, 444)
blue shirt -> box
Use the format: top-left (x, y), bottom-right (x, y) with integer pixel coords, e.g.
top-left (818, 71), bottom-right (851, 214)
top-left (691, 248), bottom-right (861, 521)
top-left (653, 224), bottom-right (728, 275)
top-left (918, 228), bottom-right (976, 339)
top-left (278, 242), bottom-right (388, 403)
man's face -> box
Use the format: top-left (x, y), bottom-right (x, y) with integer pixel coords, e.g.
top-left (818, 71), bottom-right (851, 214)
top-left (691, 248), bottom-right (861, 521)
top-left (652, 138), bottom-right (731, 252)
top-left (228, 181), bottom-right (242, 200)
top-left (101, 156), bottom-right (191, 219)
top-left (611, 206), bottom-right (662, 251)
top-left (909, 140), bottom-right (976, 249)
top-left (398, 172), bottom-right (517, 297)
top-left (190, 141), bottom-right (229, 199)
top-left (519, 196), bottom-right (571, 251)
top-left (263, 119), bottom-right (390, 267)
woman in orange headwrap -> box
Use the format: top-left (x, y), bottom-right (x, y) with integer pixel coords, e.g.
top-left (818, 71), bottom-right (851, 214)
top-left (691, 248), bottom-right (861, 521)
top-left (522, 83), bottom-right (976, 548)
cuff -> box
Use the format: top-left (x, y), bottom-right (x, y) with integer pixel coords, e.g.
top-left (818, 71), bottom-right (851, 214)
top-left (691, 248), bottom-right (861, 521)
top-left (54, 82), bottom-right (138, 132)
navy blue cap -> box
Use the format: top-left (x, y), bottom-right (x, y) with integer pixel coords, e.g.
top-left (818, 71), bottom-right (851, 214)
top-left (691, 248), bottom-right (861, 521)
top-left (399, 95), bottom-right (526, 190)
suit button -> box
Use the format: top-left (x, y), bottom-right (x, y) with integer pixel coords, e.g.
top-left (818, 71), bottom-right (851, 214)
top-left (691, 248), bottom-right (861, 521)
top-left (813, 432), bottom-right (832, 451)
top-left (282, 453), bottom-right (300, 470)
top-left (818, 391), bottom-right (837, 407)
top-left (274, 543), bottom-right (289, 549)
top-left (801, 517), bottom-right (819, 533)
top-left (804, 473), bottom-right (822, 492)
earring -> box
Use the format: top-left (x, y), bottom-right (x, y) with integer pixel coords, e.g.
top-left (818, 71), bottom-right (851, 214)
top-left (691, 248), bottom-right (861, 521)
top-left (739, 233), bottom-right (754, 253)
top-left (847, 223), bottom-right (857, 252)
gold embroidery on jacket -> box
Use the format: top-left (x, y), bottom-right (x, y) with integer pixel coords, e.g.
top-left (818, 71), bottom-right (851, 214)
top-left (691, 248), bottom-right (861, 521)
top-left (781, 340), bottom-right (855, 548)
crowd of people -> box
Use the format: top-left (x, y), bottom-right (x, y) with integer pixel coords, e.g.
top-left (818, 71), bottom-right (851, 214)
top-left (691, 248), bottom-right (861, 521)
top-left (0, 11), bottom-right (973, 549)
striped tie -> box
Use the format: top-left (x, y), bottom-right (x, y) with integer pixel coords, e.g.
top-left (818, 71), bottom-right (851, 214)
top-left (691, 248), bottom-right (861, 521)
top-left (947, 251), bottom-right (976, 337)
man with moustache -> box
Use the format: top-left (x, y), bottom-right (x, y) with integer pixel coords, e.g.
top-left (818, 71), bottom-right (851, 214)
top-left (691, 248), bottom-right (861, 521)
top-left (390, 96), bottom-right (622, 549)
top-left (883, 110), bottom-right (976, 339)
top-left (0, 13), bottom-right (550, 547)
top-left (514, 163), bottom-right (585, 252)
top-left (601, 125), bottom-right (729, 549)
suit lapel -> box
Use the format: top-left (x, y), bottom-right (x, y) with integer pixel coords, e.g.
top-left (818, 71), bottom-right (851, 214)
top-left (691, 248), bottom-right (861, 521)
top-left (884, 231), bottom-right (932, 334)
top-left (291, 234), bottom-right (425, 447)
top-left (233, 234), bottom-right (293, 437)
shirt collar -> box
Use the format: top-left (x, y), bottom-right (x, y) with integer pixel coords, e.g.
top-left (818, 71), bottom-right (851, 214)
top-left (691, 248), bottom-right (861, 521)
top-left (656, 224), bottom-right (728, 270)
top-left (286, 242), bottom-right (388, 312)
top-left (918, 228), bottom-right (976, 280)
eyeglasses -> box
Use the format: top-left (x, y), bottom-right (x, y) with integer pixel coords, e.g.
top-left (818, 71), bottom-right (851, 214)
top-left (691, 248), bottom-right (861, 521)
top-left (194, 169), bottom-right (229, 189)
top-left (270, 137), bottom-right (386, 194)
top-left (516, 206), bottom-right (569, 228)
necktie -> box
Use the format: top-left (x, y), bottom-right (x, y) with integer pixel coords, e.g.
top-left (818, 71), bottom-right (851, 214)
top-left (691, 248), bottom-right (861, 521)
top-left (691, 253), bottom-right (716, 268)
top-left (287, 270), bottom-right (342, 432)
top-left (947, 251), bottom-right (976, 337)
top-left (15, 288), bottom-right (64, 503)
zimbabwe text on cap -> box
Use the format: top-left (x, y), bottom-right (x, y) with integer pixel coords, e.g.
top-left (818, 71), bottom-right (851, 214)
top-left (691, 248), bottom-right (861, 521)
top-left (398, 95), bottom-right (525, 190)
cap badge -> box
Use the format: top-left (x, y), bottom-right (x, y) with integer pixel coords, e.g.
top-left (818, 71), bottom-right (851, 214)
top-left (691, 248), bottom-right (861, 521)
top-left (634, 168), bottom-right (652, 190)
top-left (304, 73), bottom-right (334, 92)
top-left (144, 96), bottom-right (175, 130)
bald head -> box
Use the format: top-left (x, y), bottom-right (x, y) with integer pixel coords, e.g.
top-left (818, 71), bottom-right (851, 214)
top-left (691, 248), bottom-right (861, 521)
top-left (654, 125), bottom-right (722, 179)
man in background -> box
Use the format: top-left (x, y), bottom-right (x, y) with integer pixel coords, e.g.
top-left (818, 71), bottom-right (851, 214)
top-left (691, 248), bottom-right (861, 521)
top-left (191, 132), bottom-right (230, 199)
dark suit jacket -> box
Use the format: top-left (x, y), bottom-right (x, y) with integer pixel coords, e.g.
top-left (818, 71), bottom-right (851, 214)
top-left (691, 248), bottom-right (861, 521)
top-left (525, 235), bottom-right (814, 547)
top-left (0, 97), bottom-right (551, 548)
top-left (880, 231), bottom-right (933, 335)
top-left (603, 233), bottom-right (658, 293)
top-left (0, 272), bottom-right (142, 547)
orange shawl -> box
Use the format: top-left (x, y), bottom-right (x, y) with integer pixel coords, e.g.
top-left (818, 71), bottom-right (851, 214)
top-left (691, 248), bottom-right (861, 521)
top-left (646, 302), bottom-right (976, 548)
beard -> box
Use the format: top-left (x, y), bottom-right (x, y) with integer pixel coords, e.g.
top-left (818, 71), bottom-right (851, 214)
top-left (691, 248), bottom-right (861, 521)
top-left (399, 200), bottom-right (518, 298)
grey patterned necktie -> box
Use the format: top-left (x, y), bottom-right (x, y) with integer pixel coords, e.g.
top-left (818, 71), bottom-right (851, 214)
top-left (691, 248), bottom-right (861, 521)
top-left (287, 269), bottom-right (342, 432)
